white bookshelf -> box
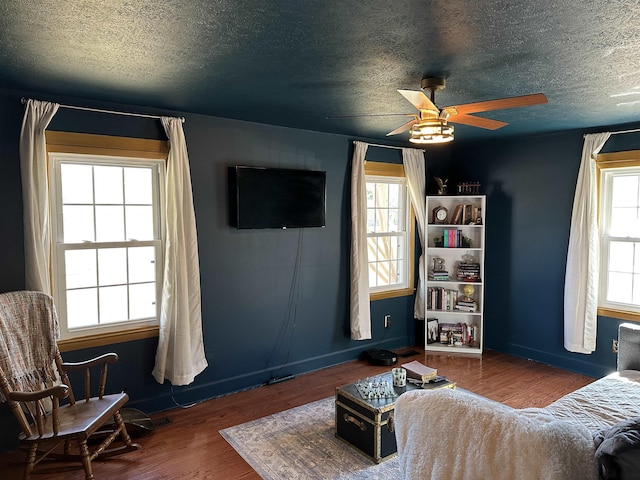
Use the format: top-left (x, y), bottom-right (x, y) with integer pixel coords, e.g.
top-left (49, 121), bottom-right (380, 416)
top-left (424, 195), bottom-right (485, 353)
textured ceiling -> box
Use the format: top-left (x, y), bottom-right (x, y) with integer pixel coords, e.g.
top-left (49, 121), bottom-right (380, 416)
top-left (1, 0), bottom-right (640, 143)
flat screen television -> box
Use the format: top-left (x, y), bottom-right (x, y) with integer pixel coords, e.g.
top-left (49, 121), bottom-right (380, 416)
top-left (228, 165), bottom-right (326, 229)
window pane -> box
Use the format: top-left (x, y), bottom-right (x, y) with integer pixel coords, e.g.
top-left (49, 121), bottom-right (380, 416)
top-left (378, 261), bottom-right (392, 286)
top-left (366, 183), bottom-right (375, 208)
top-left (365, 173), bottom-right (408, 292)
top-left (612, 176), bottom-right (639, 207)
top-left (63, 205), bottom-right (95, 243)
top-left (66, 288), bottom-right (98, 328)
top-left (377, 236), bottom-right (393, 261)
top-left (125, 167), bottom-right (153, 204)
top-left (98, 248), bottom-right (127, 286)
top-left (94, 166), bottom-right (123, 204)
top-left (61, 164), bottom-right (93, 204)
top-left (130, 283), bottom-right (157, 319)
top-left (367, 237), bottom-right (378, 262)
top-left (368, 262), bottom-right (378, 287)
top-left (375, 183), bottom-right (388, 208)
top-left (634, 274), bottom-right (640, 304)
top-left (99, 285), bottom-right (128, 323)
top-left (607, 272), bottom-right (633, 303)
top-left (376, 208), bottom-right (388, 232)
top-left (610, 242), bottom-right (634, 273)
top-left (366, 209), bottom-right (375, 233)
top-left (95, 206), bottom-right (125, 242)
top-left (388, 209), bottom-right (399, 232)
top-left (388, 184), bottom-right (400, 208)
top-left (610, 207), bottom-right (640, 237)
top-left (128, 246), bottom-right (156, 283)
top-left (125, 206), bottom-right (154, 240)
top-left (65, 249), bottom-right (97, 289)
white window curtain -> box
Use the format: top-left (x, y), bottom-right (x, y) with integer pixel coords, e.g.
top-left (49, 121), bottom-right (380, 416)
top-left (563, 132), bottom-right (611, 354)
top-left (19, 99), bottom-right (59, 294)
top-left (402, 148), bottom-right (426, 320)
top-left (350, 141), bottom-right (371, 340)
top-left (152, 117), bottom-right (208, 385)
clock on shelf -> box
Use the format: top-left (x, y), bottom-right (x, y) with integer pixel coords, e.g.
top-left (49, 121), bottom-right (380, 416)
top-left (432, 206), bottom-right (449, 224)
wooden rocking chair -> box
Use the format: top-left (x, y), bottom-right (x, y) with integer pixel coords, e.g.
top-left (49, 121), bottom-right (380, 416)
top-left (0, 291), bottom-right (140, 480)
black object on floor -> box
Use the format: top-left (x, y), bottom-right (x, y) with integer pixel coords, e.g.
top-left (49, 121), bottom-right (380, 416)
top-left (360, 349), bottom-right (398, 366)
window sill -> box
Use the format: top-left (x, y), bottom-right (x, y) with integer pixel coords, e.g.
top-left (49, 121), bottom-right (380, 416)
top-left (58, 326), bottom-right (159, 352)
top-left (598, 307), bottom-right (640, 323)
top-left (370, 287), bottom-right (416, 301)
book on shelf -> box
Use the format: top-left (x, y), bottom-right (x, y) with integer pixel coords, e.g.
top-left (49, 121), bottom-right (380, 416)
top-left (401, 360), bottom-right (437, 382)
top-left (452, 204), bottom-right (464, 224)
top-left (428, 270), bottom-right (450, 281)
top-left (427, 287), bottom-right (458, 310)
top-left (442, 229), bottom-right (471, 248)
top-left (437, 322), bottom-right (480, 347)
top-left (461, 204), bottom-right (482, 225)
top-left (456, 261), bottom-right (480, 281)
top-left (454, 299), bottom-right (478, 312)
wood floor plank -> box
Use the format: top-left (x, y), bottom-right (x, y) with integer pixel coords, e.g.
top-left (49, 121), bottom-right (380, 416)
top-left (0, 348), bottom-right (595, 479)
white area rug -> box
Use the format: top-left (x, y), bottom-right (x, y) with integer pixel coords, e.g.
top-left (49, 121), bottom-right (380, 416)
top-left (219, 397), bottom-right (401, 480)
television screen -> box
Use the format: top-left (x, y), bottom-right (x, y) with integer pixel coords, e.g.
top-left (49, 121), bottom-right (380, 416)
top-left (229, 166), bottom-right (326, 229)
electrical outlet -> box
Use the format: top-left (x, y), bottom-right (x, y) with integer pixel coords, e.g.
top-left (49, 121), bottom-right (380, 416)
top-left (384, 315), bottom-right (391, 328)
top-left (612, 339), bottom-right (619, 353)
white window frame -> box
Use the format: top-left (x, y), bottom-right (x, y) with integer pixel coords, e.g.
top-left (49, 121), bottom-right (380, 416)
top-left (49, 152), bottom-right (166, 342)
top-left (597, 150), bottom-right (640, 322)
top-left (365, 161), bottom-right (415, 300)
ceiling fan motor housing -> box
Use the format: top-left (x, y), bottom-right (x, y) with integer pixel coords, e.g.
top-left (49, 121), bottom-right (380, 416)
top-left (420, 77), bottom-right (446, 92)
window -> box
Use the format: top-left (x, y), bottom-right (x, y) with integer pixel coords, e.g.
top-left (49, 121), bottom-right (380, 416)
top-left (365, 161), bottom-right (415, 300)
top-left (46, 132), bottom-right (168, 350)
top-left (597, 150), bottom-right (640, 321)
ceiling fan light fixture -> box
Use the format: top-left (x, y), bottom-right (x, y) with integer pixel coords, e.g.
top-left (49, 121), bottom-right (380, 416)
top-left (409, 119), bottom-right (454, 144)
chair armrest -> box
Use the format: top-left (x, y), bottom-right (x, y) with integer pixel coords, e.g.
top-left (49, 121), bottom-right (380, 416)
top-left (61, 352), bottom-right (119, 371)
top-left (60, 353), bottom-right (119, 401)
top-left (8, 384), bottom-right (69, 402)
top-left (618, 323), bottom-right (640, 371)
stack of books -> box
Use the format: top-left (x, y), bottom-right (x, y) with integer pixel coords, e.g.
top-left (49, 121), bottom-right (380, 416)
top-left (455, 298), bottom-right (478, 312)
top-left (428, 269), bottom-right (450, 281)
top-left (456, 262), bottom-right (481, 282)
top-left (401, 360), bottom-right (437, 382)
top-left (439, 322), bottom-right (479, 347)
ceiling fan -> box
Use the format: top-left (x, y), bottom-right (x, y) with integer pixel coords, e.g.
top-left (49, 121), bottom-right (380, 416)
top-left (386, 77), bottom-right (548, 144)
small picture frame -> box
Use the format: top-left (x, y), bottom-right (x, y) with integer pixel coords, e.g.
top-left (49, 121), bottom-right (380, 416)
top-left (427, 318), bottom-right (439, 344)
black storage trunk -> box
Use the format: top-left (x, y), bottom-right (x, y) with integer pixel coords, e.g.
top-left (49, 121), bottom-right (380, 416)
top-left (335, 387), bottom-right (397, 463)
top-left (334, 372), bottom-right (456, 463)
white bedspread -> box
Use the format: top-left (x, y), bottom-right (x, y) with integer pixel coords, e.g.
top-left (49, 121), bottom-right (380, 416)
top-left (395, 389), bottom-right (599, 480)
top-left (544, 370), bottom-right (640, 432)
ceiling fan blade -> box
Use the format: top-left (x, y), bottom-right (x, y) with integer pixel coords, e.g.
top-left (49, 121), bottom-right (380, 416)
top-left (397, 89), bottom-right (439, 112)
top-left (326, 113), bottom-right (415, 119)
top-left (387, 118), bottom-right (418, 136)
top-left (453, 93), bottom-right (548, 115)
top-left (449, 114), bottom-right (508, 130)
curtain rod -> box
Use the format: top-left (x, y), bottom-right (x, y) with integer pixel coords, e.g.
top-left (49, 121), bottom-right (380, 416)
top-left (610, 127), bottom-right (640, 136)
top-left (584, 127), bottom-right (640, 138)
top-left (20, 97), bottom-right (185, 123)
top-left (354, 141), bottom-right (424, 152)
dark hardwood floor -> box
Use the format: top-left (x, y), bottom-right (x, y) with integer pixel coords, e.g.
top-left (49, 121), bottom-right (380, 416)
top-left (0, 348), bottom-right (596, 479)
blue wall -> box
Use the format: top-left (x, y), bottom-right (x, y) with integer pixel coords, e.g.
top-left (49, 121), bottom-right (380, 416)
top-left (4, 83), bottom-right (640, 452)
top-left (0, 89), bottom-right (418, 451)
top-left (447, 125), bottom-right (640, 378)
